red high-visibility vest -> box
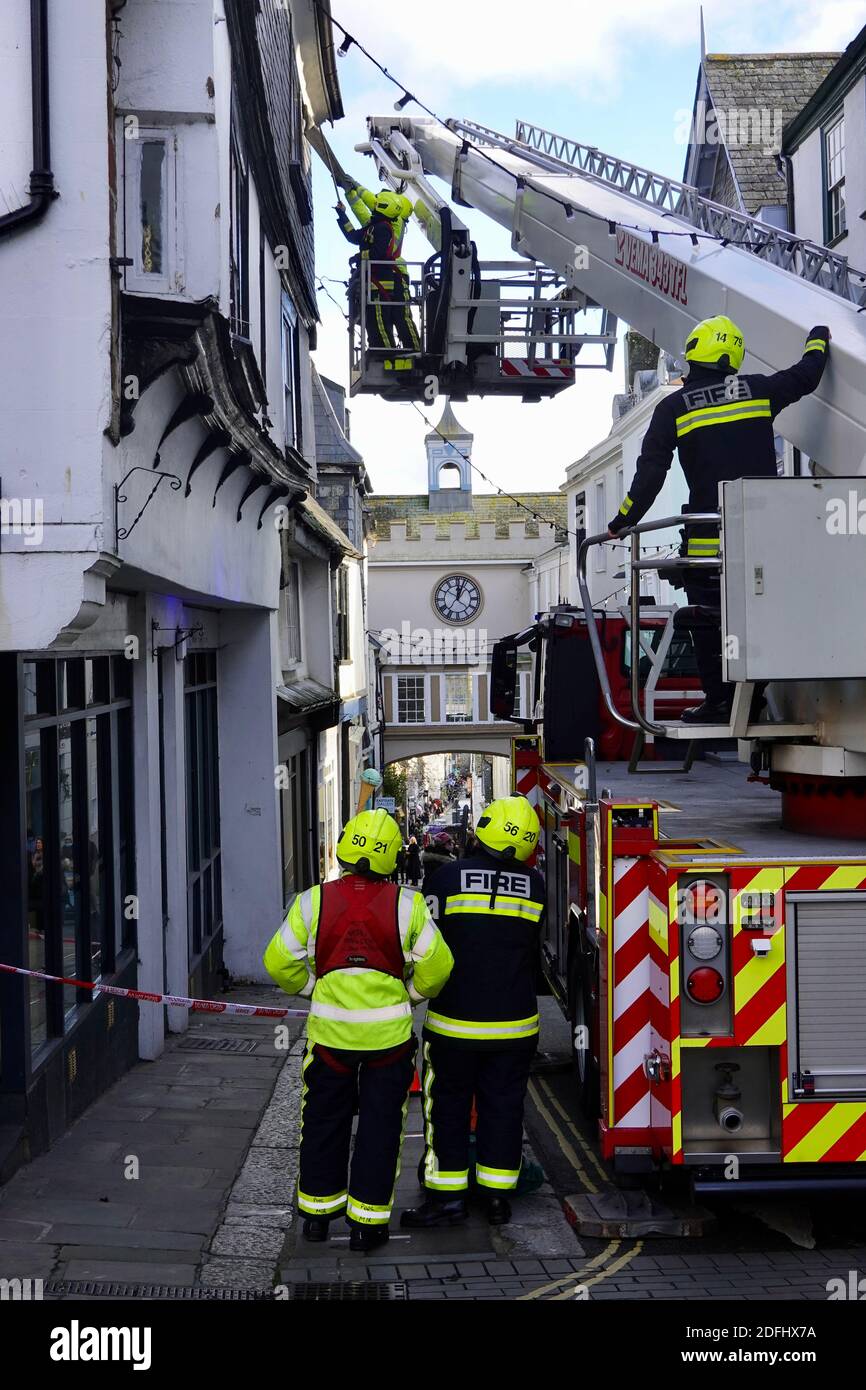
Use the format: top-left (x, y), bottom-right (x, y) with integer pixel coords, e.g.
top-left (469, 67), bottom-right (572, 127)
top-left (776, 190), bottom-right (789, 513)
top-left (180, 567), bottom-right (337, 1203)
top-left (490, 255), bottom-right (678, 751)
top-left (315, 877), bottom-right (404, 980)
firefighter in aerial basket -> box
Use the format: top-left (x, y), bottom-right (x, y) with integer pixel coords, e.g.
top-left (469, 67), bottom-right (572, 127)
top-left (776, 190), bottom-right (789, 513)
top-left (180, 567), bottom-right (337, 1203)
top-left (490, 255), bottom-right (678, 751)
top-left (263, 809), bottom-right (453, 1253)
top-left (608, 315), bottom-right (830, 722)
top-left (401, 795), bottom-right (546, 1229)
top-left (336, 180), bottom-right (421, 364)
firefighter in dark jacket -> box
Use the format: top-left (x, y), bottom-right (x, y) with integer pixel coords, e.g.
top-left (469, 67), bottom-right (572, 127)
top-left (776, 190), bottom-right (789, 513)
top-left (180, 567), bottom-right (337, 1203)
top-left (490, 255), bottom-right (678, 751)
top-left (608, 316), bottom-right (830, 722)
top-left (401, 795), bottom-right (545, 1229)
top-left (336, 182), bottom-right (420, 362)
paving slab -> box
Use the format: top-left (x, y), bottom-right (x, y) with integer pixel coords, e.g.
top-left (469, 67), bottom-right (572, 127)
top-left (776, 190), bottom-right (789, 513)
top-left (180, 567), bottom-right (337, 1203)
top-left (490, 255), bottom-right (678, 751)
top-left (59, 1259), bottom-right (197, 1285)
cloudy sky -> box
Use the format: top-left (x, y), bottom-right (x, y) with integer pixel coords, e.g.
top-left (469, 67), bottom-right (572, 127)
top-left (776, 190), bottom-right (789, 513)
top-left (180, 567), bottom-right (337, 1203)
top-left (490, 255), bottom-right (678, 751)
top-left (310, 0), bottom-right (865, 496)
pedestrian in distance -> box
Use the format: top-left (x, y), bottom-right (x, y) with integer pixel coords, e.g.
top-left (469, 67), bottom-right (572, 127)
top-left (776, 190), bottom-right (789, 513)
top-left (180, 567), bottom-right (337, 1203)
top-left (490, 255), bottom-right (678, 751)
top-left (406, 835), bottom-right (422, 886)
top-left (402, 795), bottom-right (545, 1230)
top-left (420, 831), bottom-right (457, 896)
top-left (263, 809), bottom-right (453, 1252)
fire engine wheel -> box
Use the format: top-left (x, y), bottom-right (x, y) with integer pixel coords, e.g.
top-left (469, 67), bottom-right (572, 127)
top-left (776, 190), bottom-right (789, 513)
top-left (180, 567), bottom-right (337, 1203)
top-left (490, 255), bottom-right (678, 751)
top-left (571, 953), bottom-right (601, 1121)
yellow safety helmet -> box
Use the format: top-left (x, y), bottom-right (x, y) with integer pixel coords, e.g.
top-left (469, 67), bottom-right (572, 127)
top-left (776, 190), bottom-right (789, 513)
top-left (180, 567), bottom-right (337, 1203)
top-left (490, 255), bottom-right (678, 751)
top-left (475, 796), bottom-right (539, 863)
top-left (336, 809), bottom-right (402, 878)
top-left (374, 189), bottom-right (412, 221)
top-left (684, 315), bottom-right (745, 372)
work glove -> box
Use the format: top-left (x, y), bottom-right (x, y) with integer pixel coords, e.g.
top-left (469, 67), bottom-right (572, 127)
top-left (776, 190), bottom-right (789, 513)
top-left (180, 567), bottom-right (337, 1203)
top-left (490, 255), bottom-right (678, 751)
top-left (808, 324), bottom-right (831, 346)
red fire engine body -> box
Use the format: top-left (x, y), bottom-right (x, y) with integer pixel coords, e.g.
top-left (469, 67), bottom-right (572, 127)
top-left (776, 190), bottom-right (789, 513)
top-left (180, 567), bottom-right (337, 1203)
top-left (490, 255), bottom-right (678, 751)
top-left (516, 740), bottom-right (866, 1188)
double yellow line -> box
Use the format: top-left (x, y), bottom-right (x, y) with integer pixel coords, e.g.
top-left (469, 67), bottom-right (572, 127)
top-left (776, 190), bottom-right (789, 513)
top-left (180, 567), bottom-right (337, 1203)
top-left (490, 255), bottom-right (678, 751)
top-left (520, 1076), bottom-right (642, 1300)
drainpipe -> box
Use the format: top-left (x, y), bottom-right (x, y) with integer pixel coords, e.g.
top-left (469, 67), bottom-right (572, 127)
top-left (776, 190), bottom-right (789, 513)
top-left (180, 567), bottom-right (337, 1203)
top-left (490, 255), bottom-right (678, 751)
top-left (784, 154), bottom-right (796, 236)
top-left (0, 0), bottom-right (55, 240)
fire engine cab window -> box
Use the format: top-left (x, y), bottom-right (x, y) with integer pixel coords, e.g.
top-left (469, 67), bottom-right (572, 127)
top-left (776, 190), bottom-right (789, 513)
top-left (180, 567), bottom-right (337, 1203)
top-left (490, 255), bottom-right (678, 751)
top-left (622, 629), bottom-right (699, 680)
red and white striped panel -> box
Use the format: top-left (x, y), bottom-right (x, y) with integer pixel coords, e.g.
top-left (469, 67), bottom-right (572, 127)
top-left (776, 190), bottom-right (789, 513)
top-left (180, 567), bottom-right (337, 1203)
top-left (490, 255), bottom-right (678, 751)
top-left (500, 358), bottom-right (576, 379)
top-left (516, 765), bottom-right (543, 809)
top-left (612, 857), bottom-right (652, 1130)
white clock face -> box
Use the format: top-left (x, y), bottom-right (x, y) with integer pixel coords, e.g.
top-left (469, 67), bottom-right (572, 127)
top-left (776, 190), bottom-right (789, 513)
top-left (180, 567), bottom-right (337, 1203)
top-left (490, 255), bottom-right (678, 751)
top-left (433, 574), bottom-right (482, 624)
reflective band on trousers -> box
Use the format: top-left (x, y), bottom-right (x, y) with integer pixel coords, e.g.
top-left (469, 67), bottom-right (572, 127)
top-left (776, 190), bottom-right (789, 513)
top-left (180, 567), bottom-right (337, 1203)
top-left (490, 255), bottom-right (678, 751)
top-left (298, 1188), bottom-right (347, 1215)
top-left (444, 894), bottom-right (543, 921)
top-left (425, 1168), bottom-right (469, 1190)
top-left (676, 398), bottom-right (771, 437)
top-left (425, 1011), bottom-right (539, 1041)
top-left (347, 1197), bottom-right (391, 1225)
top-left (309, 1000), bottom-right (411, 1024)
top-left (476, 1165), bottom-right (520, 1191)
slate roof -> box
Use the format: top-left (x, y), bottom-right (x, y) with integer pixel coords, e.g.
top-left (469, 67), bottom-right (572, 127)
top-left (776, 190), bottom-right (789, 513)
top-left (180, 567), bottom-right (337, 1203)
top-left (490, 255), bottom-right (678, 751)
top-left (366, 491), bottom-right (568, 540)
top-left (702, 53), bottom-right (841, 212)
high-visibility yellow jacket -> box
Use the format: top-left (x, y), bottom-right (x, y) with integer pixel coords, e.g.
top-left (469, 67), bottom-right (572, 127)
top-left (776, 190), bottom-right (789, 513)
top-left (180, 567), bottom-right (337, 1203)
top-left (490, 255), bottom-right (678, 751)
top-left (263, 878), bottom-right (454, 1051)
top-left (338, 184), bottom-right (412, 278)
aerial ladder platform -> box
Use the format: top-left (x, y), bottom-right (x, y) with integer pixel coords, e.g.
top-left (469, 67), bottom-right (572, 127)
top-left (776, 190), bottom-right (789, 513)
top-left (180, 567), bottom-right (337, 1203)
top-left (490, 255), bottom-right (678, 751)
top-left (354, 115), bottom-right (866, 821)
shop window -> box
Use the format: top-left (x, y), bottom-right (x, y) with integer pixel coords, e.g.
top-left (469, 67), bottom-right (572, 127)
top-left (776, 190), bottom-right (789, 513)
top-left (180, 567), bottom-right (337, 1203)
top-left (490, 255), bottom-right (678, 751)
top-left (20, 656), bottom-right (132, 1059)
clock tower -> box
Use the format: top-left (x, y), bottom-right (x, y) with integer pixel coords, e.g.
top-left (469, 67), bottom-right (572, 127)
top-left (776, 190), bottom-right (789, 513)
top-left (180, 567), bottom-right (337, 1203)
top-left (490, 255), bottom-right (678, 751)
top-left (426, 401), bottom-right (473, 512)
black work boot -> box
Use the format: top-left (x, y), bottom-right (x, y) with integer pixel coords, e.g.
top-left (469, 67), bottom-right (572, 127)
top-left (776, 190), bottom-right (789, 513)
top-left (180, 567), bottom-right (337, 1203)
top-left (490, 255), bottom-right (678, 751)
top-left (348, 1221), bottom-right (390, 1253)
top-left (302, 1217), bottom-right (330, 1243)
top-left (485, 1194), bottom-right (512, 1225)
top-left (681, 697), bottom-right (733, 725)
top-left (400, 1195), bottom-right (469, 1229)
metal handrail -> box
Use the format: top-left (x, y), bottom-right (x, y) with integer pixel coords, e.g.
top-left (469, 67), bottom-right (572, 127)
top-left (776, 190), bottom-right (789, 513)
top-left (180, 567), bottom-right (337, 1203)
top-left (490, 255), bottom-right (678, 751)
top-left (576, 514), bottom-right (721, 736)
top-left (452, 118), bottom-right (866, 309)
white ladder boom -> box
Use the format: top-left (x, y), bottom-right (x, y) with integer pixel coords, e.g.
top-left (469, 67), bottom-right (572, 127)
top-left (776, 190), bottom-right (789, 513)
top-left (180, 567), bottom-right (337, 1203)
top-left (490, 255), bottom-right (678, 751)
top-left (368, 115), bottom-right (866, 476)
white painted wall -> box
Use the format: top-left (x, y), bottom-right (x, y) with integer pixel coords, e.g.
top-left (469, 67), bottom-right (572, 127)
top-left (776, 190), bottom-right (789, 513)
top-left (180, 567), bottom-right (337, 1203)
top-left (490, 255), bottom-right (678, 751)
top-left (0, 0), bottom-right (32, 208)
top-left (0, 0), bottom-right (114, 650)
top-left (338, 558), bottom-right (367, 701)
top-left (789, 75), bottom-right (866, 268)
top-left (219, 608), bottom-right (284, 981)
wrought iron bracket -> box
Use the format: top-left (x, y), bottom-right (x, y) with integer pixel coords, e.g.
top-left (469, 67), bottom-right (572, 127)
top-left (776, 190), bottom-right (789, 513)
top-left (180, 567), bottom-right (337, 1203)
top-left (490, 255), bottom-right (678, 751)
top-left (151, 620), bottom-right (204, 663)
top-left (115, 467), bottom-right (182, 545)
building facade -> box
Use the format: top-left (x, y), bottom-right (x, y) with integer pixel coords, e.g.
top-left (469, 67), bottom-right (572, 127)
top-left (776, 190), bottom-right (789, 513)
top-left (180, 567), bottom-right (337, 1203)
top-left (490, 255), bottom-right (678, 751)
top-left (0, 0), bottom-right (349, 1171)
top-left (366, 404), bottom-right (566, 767)
top-left (783, 26), bottom-right (866, 268)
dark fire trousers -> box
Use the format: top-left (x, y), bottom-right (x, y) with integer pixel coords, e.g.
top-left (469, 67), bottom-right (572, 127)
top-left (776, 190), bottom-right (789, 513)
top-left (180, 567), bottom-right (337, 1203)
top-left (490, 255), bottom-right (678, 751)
top-left (298, 1039), bottom-right (416, 1226)
top-left (421, 1037), bottom-right (534, 1194)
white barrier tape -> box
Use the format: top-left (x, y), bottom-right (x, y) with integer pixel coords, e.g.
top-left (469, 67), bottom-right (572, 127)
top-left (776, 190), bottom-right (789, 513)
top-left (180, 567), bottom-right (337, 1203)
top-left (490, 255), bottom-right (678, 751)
top-left (0, 962), bottom-right (308, 1019)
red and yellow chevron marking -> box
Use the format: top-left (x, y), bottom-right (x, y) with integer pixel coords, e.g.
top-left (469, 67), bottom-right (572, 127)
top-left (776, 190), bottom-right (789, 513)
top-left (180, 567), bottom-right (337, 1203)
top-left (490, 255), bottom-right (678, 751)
top-left (779, 862), bottom-right (866, 1163)
top-left (783, 1102), bottom-right (866, 1163)
top-left (670, 867), bottom-right (784, 1160)
top-left (660, 858), bottom-right (866, 1165)
top-left (784, 863), bottom-right (866, 893)
top-left (716, 867), bottom-right (785, 1048)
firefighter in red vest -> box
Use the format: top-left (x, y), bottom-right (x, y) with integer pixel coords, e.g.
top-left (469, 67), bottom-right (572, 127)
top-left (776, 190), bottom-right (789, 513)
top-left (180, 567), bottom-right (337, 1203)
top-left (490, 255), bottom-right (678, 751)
top-left (263, 808), bottom-right (453, 1253)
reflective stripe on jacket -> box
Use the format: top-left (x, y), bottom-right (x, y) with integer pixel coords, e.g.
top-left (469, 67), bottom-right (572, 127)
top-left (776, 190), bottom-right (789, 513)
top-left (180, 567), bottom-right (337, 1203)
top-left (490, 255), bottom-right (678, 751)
top-left (608, 329), bottom-right (829, 536)
top-left (263, 877), bottom-right (453, 1051)
top-left (421, 852), bottom-right (546, 1050)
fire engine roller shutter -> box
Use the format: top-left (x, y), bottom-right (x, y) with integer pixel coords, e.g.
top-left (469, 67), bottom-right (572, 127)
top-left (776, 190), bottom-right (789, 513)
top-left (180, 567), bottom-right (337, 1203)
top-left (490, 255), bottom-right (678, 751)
top-left (543, 625), bottom-right (600, 762)
top-left (792, 895), bottom-right (866, 1095)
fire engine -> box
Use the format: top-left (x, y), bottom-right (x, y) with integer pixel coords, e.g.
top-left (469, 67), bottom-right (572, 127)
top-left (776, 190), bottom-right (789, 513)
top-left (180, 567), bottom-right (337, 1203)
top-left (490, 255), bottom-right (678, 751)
top-left (343, 114), bottom-right (866, 1190)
